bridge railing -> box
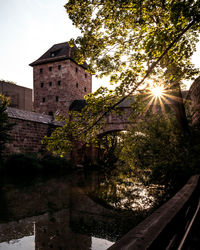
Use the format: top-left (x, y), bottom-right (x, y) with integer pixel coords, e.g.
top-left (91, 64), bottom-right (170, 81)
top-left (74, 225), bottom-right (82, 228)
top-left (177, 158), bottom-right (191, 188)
top-left (108, 175), bottom-right (200, 250)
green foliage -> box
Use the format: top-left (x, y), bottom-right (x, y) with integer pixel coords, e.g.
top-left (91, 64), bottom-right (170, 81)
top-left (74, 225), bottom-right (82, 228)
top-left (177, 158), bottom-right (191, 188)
top-left (44, 1), bottom-right (200, 189)
top-left (0, 79), bottom-right (16, 85)
top-left (96, 132), bottom-right (120, 167)
top-left (65, 0), bottom-right (200, 135)
top-left (43, 87), bottom-right (123, 156)
top-left (0, 95), bottom-right (15, 156)
top-left (40, 155), bottom-right (74, 174)
top-left (117, 111), bottom-right (199, 190)
top-left (65, 0), bottom-right (200, 86)
top-left (4, 153), bottom-right (42, 177)
top-left (2, 153), bottom-right (73, 183)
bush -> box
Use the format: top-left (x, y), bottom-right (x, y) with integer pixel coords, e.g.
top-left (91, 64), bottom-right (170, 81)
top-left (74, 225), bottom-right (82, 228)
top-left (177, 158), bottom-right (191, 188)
top-left (117, 113), bottom-right (197, 191)
top-left (2, 153), bottom-right (73, 183)
top-left (4, 153), bottom-right (42, 177)
top-left (40, 155), bottom-right (73, 174)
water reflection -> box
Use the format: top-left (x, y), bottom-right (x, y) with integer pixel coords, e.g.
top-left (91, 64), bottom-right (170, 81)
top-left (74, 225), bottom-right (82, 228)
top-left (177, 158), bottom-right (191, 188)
top-left (0, 210), bottom-right (113, 250)
top-left (91, 237), bottom-right (114, 250)
top-left (87, 172), bottom-right (164, 211)
top-left (0, 235), bottom-right (35, 250)
top-left (0, 170), bottom-right (164, 250)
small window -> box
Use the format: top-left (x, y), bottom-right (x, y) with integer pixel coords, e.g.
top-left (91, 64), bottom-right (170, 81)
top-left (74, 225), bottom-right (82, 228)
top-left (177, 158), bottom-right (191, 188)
top-left (49, 66), bottom-right (52, 71)
top-left (56, 96), bottom-right (59, 102)
top-left (58, 65), bottom-right (61, 70)
top-left (49, 111), bottom-right (53, 116)
top-left (76, 67), bottom-right (78, 73)
top-left (49, 82), bottom-right (52, 87)
top-left (42, 97), bottom-right (45, 103)
top-left (50, 49), bottom-right (60, 58)
top-left (84, 87), bottom-right (87, 92)
top-left (40, 82), bottom-right (44, 88)
top-left (76, 83), bottom-right (78, 88)
top-left (85, 73), bottom-right (87, 78)
top-left (40, 68), bottom-right (43, 74)
top-left (57, 80), bottom-right (61, 86)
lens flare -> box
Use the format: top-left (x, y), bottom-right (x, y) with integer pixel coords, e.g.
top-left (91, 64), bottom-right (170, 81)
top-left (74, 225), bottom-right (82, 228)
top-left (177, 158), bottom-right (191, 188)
top-left (150, 85), bottom-right (164, 97)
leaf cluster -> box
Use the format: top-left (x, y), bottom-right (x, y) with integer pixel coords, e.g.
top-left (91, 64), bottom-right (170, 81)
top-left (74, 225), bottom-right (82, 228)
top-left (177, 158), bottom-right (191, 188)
top-left (117, 109), bottom-right (199, 189)
top-left (0, 95), bottom-right (15, 156)
top-left (66, 0), bottom-right (200, 90)
top-left (42, 87), bottom-right (124, 156)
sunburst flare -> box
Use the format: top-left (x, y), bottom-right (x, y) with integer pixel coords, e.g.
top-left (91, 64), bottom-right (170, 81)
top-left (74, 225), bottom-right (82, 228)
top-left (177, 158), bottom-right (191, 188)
top-left (150, 85), bottom-right (164, 97)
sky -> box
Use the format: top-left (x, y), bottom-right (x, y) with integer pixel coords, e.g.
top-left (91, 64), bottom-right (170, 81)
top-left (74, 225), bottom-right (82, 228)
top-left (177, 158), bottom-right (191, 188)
top-left (0, 0), bottom-right (106, 91)
top-left (0, 0), bottom-right (200, 91)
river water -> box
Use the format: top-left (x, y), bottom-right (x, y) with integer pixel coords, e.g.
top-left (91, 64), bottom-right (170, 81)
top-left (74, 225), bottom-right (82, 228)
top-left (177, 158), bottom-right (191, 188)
top-left (0, 170), bottom-right (164, 250)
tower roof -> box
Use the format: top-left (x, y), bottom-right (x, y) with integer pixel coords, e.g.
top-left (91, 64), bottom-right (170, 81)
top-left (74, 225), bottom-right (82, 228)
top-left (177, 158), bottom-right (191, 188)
top-left (29, 42), bottom-right (87, 69)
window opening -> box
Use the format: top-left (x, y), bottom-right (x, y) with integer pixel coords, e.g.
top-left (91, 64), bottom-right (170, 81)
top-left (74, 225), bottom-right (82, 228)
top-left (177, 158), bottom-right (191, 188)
top-left (76, 83), bottom-right (78, 88)
top-left (49, 82), bottom-right (52, 87)
top-left (50, 49), bottom-right (60, 58)
top-left (58, 65), bottom-right (61, 70)
top-left (40, 82), bottom-right (44, 88)
top-left (49, 66), bottom-right (52, 71)
top-left (56, 96), bottom-right (59, 102)
top-left (40, 68), bottom-right (43, 74)
top-left (57, 80), bottom-right (61, 86)
top-left (42, 97), bottom-right (45, 103)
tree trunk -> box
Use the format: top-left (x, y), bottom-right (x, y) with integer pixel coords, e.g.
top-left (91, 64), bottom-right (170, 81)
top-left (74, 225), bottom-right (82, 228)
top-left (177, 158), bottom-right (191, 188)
top-left (171, 82), bottom-right (190, 135)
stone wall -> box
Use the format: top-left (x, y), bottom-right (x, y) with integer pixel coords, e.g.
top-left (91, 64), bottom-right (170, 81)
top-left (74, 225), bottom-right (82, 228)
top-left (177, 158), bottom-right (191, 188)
top-left (33, 60), bottom-right (92, 116)
top-left (5, 118), bottom-right (49, 154)
top-left (4, 107), bottom-right (59, 155)
top-left (189, 76), bottom-right (200, 126)
top-left (0, 81), bottom-right (32, 111)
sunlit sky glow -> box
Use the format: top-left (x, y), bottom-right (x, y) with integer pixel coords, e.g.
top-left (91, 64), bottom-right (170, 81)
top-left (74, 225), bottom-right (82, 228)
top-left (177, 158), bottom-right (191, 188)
top-left (0, 0), bottom-right (200, 92)
top-left (150, 85), bottom-right (164, 97)
top-left (143, 80), bottom-right (187, 114)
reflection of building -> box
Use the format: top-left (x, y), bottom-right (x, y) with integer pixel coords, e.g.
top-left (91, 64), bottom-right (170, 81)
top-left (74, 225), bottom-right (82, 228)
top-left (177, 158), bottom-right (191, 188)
top-left (35, 210), bottom-right (91, 250)
top-left (0, 80), bottom-right (32, 111)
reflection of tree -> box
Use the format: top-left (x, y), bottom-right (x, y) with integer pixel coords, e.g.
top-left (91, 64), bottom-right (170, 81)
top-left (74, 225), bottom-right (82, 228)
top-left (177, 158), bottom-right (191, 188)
top-left (0, 172), bottom-right (165, 248)
top-left (87, 170), bottom-right (165, 211)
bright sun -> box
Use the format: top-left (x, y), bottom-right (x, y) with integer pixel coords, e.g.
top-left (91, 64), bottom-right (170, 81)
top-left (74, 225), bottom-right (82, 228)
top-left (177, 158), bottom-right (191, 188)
top-left (150, 85), bottom-right (164, 97)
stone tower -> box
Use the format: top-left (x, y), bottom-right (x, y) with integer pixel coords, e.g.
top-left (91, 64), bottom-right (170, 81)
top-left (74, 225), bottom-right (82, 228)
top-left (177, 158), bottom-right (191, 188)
top-left (30, 42), bottom-right (92, 116)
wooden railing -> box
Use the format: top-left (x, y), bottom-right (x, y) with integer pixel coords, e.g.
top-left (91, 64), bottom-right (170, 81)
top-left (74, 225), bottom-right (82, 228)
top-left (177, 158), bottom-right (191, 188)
top-left (108, 175), bottom-right (200, 250)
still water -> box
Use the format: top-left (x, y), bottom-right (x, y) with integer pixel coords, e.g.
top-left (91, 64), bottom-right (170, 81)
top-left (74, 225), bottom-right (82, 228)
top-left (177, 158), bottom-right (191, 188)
top-left (0, 170), bottom-right (164, 250)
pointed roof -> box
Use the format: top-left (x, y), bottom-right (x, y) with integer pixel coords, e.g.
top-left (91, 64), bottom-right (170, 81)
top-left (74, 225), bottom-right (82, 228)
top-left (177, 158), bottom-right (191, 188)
top-left (29, 42), bottom-right (87, 69)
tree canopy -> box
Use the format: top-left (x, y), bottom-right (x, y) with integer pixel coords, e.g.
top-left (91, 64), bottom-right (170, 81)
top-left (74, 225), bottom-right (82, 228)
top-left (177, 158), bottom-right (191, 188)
top-left (65, 0), bottom-right (200, 85)
top-left (0, 95), bottom-right (15, 156)
top-left (43, 1), bottom-right (200, 187)
top-left (47, 1), bottom-right (200, 149)
top-left (64, 0), bottom-right (200, 134)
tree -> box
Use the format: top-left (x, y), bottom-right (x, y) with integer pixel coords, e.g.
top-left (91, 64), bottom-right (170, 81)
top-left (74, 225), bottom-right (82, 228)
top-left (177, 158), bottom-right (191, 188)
top-left (65, 0), bottom-right (200, 133)
top-left (42, 87), bottom-right (121, 157)
top-left (0, 95), bottom-right (15, 156)
top-left (45, 1), bottom-right (200, 167)
top-left (117, 112), bottom-right (188, 188)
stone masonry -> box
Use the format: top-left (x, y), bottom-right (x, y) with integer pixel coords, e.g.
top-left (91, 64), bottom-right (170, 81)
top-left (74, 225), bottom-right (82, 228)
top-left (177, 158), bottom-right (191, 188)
top-left (0, 80), bottom-right (32, 111)
top-left (30, 42), bottom-right (92, 116)
top-left (5, 107), bottom-right (60, 155)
